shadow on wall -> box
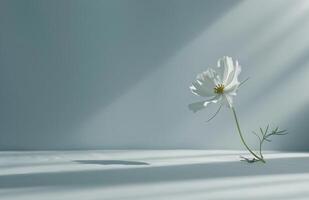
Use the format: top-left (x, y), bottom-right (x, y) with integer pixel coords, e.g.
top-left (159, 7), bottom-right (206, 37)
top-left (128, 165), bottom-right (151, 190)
top-left (0, 0), bottom-right (241, 149)
top-left (276, 104), bottom-right (309, 151)
top-left (244, 46), bottom-right (309, 108)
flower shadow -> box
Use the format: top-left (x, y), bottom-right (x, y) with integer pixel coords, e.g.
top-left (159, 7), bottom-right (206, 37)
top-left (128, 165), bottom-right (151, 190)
top-left (2, 156), bottom-right (309, 189)
top-left (74, 160), bottom-right (149, 166)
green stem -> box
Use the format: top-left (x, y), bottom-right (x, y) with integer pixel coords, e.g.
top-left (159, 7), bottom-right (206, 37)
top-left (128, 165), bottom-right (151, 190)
top-left (259, 139), bottom-right (264, 159)
top-left (231, 107), bottom-right (265, 163)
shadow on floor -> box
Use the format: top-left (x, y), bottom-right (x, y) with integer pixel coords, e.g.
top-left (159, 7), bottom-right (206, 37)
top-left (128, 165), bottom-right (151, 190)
top-left (1, 156), bottom-right (309, 189)
top-left (74, 160), bottom-right (149, 165)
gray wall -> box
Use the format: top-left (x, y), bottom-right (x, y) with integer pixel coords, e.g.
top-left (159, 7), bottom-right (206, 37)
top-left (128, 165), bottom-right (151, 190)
top-left (0, 0), bottom-right (308, 150)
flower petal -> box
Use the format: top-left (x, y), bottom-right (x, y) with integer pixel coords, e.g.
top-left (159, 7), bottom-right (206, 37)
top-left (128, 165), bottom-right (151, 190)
top-left (223, 94), bottom-right (234, 108)
top-left (190, 69), bottom-right (217, 97)
top-left (197, 69), bottom-right (218, 88)
top-left (216, 56), bottom-right (234, 84)
top-left (188, 96), bottom-right (221, 113)
top-left (224, 82), bottom-right (239, 95)
top-left (225, 59), bottom-right (241, 88)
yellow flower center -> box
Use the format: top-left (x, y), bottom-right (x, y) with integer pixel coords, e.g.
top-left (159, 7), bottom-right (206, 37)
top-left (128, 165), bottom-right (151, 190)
top-left (214, 84), bottom-right (225, 94)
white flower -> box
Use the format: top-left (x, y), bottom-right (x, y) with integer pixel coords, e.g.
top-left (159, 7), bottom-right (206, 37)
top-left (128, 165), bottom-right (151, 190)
top-left (189, 56), bottom-right (241, 112)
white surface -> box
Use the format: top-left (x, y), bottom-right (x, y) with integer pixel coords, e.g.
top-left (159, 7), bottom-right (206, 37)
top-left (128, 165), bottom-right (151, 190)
top-left (0, 150), bottom-right (309, 200)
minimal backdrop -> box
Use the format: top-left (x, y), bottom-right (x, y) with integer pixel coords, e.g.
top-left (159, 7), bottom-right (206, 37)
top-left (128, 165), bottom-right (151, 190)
top-left (0, 0), bottom-right (308, 150)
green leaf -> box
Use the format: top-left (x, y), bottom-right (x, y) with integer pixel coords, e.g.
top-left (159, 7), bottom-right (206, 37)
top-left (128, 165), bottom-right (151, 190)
top-left (260, 127), bottom-right (264, 135)
top-left (265, 124), bottom-right (269, 134)
top-left (252, 131), bottom-right (261, 142)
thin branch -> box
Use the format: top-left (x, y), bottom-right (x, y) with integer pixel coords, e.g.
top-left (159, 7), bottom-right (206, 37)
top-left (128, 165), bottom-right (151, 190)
top-left (265, 124), bottom-right (269, 134)
top-left (205, 104), bottom-right (222, 123)
top-left (260, 127), bottom-right (264, 136)
top-left (252, 125), bottom-right (288, 160)
top-left (252, 131), bottom-right (261, 142)
top-left (239, 77), bottom-right (250, 88)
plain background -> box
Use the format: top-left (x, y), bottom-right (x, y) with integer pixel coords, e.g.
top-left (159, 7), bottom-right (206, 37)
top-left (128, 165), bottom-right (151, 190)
top-left (0, 0), bottom-right (308, 150)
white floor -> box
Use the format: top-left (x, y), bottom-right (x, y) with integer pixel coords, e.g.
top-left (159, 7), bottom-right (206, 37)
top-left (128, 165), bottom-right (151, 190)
top-left (1, 150), bottom-right (309, 200)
